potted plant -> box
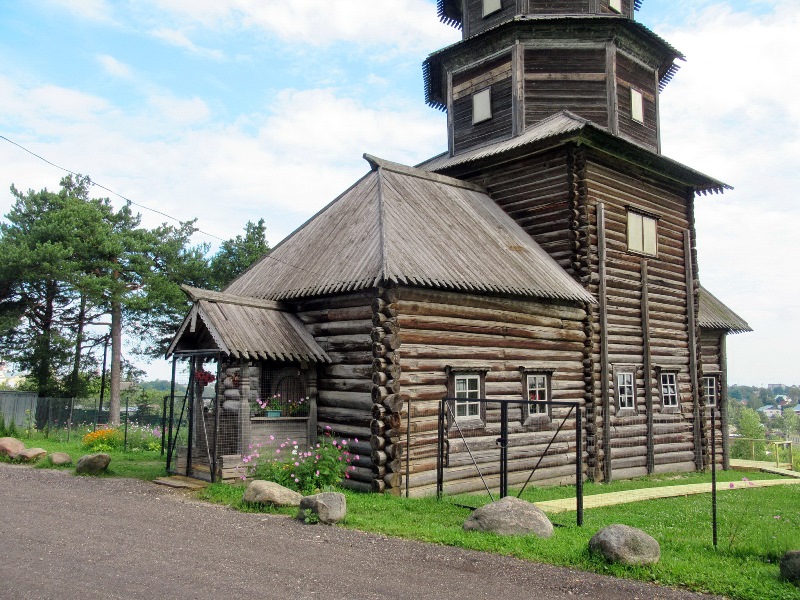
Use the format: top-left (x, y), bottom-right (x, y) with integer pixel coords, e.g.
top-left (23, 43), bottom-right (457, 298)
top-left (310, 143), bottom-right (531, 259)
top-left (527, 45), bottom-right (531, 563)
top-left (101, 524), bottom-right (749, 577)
top-left (252, 395), bottom-right (283, 418)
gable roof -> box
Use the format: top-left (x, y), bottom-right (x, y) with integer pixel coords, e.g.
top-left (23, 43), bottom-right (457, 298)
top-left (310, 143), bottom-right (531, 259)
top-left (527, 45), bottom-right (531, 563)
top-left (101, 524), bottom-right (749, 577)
top-left (698, 286), bottom-right (752, 334)
top-left (418, 111), bottom-right (730, 196)
top-left (167, 286), bottom-right (330, 363)
top-left (437, 0), bottom-right (644, 27)
top-left (225, 155), bottom-right (594, 305)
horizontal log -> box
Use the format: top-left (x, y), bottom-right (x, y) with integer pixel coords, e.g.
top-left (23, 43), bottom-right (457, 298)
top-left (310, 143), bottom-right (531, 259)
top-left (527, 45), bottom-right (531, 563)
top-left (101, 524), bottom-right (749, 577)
top-left (339, 479), bottom-right (373, 493)
top-left (318, 379), bottom-right (372, 393)
top-left (305, 320), bottom-right (372, 337)
top-left (382, 394), bottom-right (404, 413)
top-left (348, 466), bottom-right (375, 484)
top-left (317, 406), bottom-right (372, 427)
top-left (323, 364), bottom-right (373, 379)
top-left (317, 391), bottom-right (373, 411)
top-left (316, 422), bottom-right (371, 440)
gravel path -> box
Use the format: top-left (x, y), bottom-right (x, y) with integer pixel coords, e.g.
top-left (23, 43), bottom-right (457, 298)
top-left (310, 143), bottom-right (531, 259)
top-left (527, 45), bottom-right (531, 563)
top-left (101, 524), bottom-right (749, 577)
top-left (0, 463), bottom-right (721, 600)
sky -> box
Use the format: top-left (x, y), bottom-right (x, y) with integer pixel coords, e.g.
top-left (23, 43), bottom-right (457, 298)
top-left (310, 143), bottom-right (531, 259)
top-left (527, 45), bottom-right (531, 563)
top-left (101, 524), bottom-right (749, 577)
top-left (0, 0), bottom-right (797, 386)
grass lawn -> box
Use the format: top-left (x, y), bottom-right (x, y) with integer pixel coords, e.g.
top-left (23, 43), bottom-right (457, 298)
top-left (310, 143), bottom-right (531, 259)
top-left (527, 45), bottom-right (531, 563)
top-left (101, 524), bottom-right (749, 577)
top-left (200, 470), bottom-right (800, 600)
top-left (0, 432), bottom-right (167, 480)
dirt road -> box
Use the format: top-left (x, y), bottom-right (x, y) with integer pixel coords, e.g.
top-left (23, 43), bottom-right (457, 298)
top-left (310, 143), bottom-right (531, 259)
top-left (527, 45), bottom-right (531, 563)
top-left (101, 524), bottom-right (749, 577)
top-left (0, 463), bottom-right (719, 600)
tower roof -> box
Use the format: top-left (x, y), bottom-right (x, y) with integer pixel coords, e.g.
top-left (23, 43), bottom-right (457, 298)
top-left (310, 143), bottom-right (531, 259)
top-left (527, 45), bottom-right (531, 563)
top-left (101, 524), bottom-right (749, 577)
top-left (223, 155), bottom-right (593, 304)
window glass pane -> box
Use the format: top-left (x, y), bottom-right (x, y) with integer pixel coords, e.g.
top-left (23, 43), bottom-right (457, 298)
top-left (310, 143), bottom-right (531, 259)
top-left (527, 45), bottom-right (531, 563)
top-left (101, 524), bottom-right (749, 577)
top-left (483, 0), bottom-right (502, 17)
top-left (456, 378), bottom-right (467, 394)
top-left (642, 216), bottom-right (657, 255)
top-left (472, 88), bottom-right (492, 124)
top-left (631, 88), bottom-right (644, 123)
top-left (627, 212), bottom-right (643, 252)
top-left (609, 0), bottom-right (622, 13)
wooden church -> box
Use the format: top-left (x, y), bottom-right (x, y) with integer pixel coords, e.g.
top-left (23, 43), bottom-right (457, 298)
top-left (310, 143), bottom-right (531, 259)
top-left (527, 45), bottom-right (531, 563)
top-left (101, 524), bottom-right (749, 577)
top-left (168, 0), bottom-right (750, 494)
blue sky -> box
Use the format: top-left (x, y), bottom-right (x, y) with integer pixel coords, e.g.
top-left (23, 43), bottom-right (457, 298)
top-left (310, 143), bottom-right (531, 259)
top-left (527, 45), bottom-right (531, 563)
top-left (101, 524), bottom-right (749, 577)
top-left (1, 0), bottom-right (797, 386)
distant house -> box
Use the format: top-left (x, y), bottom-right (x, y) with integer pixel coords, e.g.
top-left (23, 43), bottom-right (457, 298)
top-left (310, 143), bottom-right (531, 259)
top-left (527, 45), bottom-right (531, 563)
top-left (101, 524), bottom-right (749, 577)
top-left (793, 405), bottom-right (800, 415)
top-left (757, 405), bottom-right (782, 419)
top-left (774, 395), bottom-right (790, 406)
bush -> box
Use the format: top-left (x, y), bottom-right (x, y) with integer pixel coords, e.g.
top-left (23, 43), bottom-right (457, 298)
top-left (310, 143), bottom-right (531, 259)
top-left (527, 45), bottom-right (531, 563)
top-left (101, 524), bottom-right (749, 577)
top-left (240, 427), bottom-right (356, 495)
top-left (82, 427), bottom-right (123, 451)
top-left (123, 424), bottom-right (162, 452)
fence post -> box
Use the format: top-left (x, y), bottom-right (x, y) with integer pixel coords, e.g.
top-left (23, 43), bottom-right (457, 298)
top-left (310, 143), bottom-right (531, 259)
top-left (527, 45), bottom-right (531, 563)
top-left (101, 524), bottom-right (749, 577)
top-left (437, 397), bottom-right (445, 500)
top-left (576, 405), bottom-right (583, 527)
top-left (712, 406), bottom-right (718, 548)
top-left (499, 401), bottom-right (508, 498)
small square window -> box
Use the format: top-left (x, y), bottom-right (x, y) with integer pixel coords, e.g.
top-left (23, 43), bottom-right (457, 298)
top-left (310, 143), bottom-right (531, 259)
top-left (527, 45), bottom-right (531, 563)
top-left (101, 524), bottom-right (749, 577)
top-left (609, 0), bottom-right (622, 13)
top-left (627, 211), bottom-right (657, 256)
top-left (703, 376), bottom-right (719, 407)
top-left (483, 0), bottom-right (502, 18)
top-left (472, 87), bottom-right (492, 124)
top-left (453, 373), bottom-right (481, 421)
top-left (616, 371), bottom-right (636, 410)
top-left (631, 88), bottom-right (644, 123)
top-left (526, 373), bottom-right (549, 416)
top-left (661, 372), bottom-right (679, 408)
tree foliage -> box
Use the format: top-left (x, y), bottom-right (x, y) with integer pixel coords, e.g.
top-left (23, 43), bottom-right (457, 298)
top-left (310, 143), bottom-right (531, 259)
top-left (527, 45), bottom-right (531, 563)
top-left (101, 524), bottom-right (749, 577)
top-left (1, 175), bottom-right (270, 424)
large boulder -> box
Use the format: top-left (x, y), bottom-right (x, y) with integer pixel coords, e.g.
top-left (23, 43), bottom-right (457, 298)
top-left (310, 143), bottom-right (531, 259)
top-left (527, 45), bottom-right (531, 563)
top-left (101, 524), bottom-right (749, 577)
top-left (297, 492), bottom-right (346, 525)
top-left (0, 437), bottom-right (25, 459)
top-left (17, 447), bottom-right (47, 462)
top-left (781, 550), bottom-right (800, 585)
top-left (463, 496), bottom-right (553, 538)
top-left (75, 453), bottom-right (111, 475)
top-left (243, 480), bottom-right (303, 507)
top-left (589, 524), bottom-right (661, 565)
top-left (49, 452), bottom-right (73, 466)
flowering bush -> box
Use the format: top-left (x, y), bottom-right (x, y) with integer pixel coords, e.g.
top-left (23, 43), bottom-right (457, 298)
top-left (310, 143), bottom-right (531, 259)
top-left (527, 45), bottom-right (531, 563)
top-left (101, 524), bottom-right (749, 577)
top-left (240, 427), bottom-right (357, 495)
top-left (124, 424), bottom-right (162, 452)
top-left (82, 427), bottom-right (123, 451)
top-left (251, 395), bottom-right (310, 417)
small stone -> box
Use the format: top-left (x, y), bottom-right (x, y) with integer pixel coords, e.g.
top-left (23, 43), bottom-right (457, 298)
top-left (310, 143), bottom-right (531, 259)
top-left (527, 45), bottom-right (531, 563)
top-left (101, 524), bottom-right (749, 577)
top-left (49, 452), bottom-right (73, 466)
top-left (243, 480), bottom-right (303, 507)
top-left (0, 437), bottom-right (25, 459)
top-left (297, 492), bottom-right (346, 525)
top-left (589, 524), bottom-right (661, 565)
top-left (75, 453), bottom-right (111, 475)
top-left (17, 448), bottom-right (47, 462)
top-left (463, 496), bottom-right (553, 538)
top-left (780, 550), bottom-right (800, 585)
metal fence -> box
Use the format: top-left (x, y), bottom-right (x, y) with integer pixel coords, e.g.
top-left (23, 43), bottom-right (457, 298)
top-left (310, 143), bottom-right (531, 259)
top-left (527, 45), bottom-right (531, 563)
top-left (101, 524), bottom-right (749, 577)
top-left (0, 391), bottom-right (167, 449)
top-left (437, 397), bottom-right (584, 526)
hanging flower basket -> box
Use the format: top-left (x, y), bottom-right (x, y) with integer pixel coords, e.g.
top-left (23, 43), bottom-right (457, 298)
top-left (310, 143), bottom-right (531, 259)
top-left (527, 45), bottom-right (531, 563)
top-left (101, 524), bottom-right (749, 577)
top-left (195, 369), bottom-right (216, 387)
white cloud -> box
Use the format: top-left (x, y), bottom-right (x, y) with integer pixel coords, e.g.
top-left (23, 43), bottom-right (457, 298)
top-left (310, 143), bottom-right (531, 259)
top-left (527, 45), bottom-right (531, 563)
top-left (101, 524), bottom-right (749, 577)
top-left (96, 55), bottom-right (134, 79)
top-left (43, 0), bottom-right (114, 22)
top-left (656, 1), bottom-right (800, 384)
top-left (144, 0), bottom-right (460, 52)
top-left (150, 28), bottom-right (226, 60)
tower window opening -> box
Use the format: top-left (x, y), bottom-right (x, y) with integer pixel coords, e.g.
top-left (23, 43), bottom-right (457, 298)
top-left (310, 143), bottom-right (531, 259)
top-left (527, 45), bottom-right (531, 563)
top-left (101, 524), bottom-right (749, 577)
top-left (472, 87), bottom-right (492, 124)
top-left (483, 0), bottom-right (502, 18)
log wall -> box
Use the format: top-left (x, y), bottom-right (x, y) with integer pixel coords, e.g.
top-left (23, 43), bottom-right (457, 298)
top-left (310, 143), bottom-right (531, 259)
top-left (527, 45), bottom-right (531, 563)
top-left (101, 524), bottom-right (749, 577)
top-left (524, 47), bottom-right (609, 129)
top-left (294, 291), bottom-right (378, 491)
top-left (700, 329), bottom-right (726, 468)
top-left (452, 53), bottom-right (514, 154)
top-left (392, 286), bottom-right (587, 497)
top-left (463, 0), bottom-right (519, 39)
top-left (615, 51), bottom-right (658, 151)
top-left (584, 155), bottom-right (698, 480)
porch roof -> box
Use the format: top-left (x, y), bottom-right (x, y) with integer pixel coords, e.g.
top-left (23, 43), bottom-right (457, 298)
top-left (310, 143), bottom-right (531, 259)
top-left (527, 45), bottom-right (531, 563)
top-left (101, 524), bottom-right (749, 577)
top-left (167, 286), bottom-right (331, 363)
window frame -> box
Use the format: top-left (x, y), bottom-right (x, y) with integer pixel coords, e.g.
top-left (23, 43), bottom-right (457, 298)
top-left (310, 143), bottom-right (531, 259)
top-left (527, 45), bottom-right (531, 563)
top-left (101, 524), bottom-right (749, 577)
top-left (703, 374), bottom-right (719, 408)
top-left (614, 366), bottom-right (637, 412)
top-left (446, 367), bottom-right (488, 428)
top-left (627, 209), bottom-right (658, 256)
top-left (472, 87), bottom-right (492, 124)
top-left (630, 87), bottom-right (644, 123)
top-left (482, 0), bottom-right (502, 18)
top-left (521, 370), bottom-right (553, 423)
top-left (659, 370), bottom-right (680, 409)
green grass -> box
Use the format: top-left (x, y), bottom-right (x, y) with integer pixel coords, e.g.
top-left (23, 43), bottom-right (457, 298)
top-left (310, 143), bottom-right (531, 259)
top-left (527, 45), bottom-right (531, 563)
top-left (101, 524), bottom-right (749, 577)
top-left (0, 433), bottom-right (167, 480)
top-left (200, 472), bottom-right (800, 600)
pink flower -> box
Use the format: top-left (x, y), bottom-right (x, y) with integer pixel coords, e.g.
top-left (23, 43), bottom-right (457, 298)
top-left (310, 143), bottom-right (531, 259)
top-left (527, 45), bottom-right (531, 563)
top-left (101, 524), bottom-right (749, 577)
top-left (294, 461), bottom-right (300, 466)
top-left (354, 438), bottom-right (359, 443)
top-left (774, 515), bottom-right (781, 520)
top-left (269, 435), bottom-right (275, 441)
top-left (729, 483), bottom-right (735, 489)
top-left (315, 470), bottom-right (320, 476)
top-left (295, 478), bottom-right (299, 483)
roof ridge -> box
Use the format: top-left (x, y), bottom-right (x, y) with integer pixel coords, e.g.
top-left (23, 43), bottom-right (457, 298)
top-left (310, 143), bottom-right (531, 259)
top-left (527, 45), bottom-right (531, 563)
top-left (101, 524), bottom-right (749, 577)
top-left (363, 153), bottom-right (486, 193)
top-left (181, 285), bottom-right (287, 311)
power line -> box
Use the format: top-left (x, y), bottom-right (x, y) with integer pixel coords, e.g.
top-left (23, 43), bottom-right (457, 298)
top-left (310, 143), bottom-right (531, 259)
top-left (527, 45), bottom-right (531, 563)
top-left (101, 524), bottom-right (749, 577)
top-left (0, 134), bottom-right (225, 241)
top-left (1, 133), bottom-right (343, 285)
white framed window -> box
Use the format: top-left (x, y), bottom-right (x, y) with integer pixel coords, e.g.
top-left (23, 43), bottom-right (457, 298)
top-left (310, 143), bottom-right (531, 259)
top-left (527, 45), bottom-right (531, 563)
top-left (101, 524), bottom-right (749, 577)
top-left (454, 374), bottom-right (481, 419)
top-left (661, 372), bottom-right (679, 408)
top-left (703, 375), bottom-right (719, 408)
top-left (627, 211), bottom-right (657, 256)
top-left (526, 373), bottom-right (549, 416)
top-left (631, 88), bottom-right (644, 123)
top-left (609, 0), bottom-right (622, 13)
top-left (483, 0), bottom-right (502, 18)
top-left (472, 87), bottom-right (492, 124)
top-left (616, 370), bottom-right (635, 410)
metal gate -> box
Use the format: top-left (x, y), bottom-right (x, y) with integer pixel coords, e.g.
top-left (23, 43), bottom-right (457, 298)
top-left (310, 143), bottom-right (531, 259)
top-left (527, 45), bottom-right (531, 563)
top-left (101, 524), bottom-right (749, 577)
top-left (437, 397), bottom-right (583, 525)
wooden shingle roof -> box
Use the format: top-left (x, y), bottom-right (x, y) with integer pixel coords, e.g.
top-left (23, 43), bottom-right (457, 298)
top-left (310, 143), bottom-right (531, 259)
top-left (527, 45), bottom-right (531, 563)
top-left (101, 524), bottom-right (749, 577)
top-left (167, 286), bottom-right (330, 362)
top-left (698, 286), bottom-right (752, 334)
top-left (225, 155), bottom-right (593, 305)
